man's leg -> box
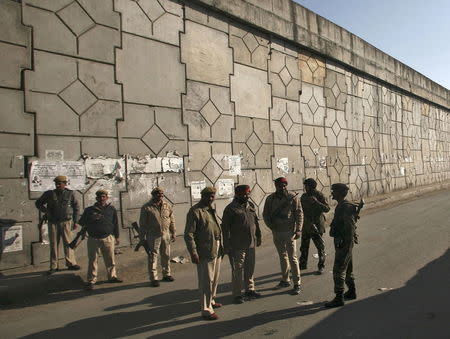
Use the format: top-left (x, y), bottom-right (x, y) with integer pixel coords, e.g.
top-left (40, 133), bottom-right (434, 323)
top-left (48, 222), bottom-right (59, 270)
top-left (211, 255), bottom-right (222, 306)
top-left (231, 249), bottom-right (245, 298)
top-left (61, 220), bottom-right (77, 267)
top-left (273, 232), bottom-right (290, 284)
top-left (286, 235), bottom-right (301, 287)
top-left (299, 231), bottom-right (311, 269)
top-left (99, 235), bottom-right (117, 280)
top-left (160, 232), bottom-right (172, 279)
top-left (311, 233), bottom-right (326, 270)
top-left (197, 258), bottom-right (215, 316)
top-left (147, 235), bottom-right (161, 283)
top-left (326, 244), bottom-right (352, 307)
top-left (87, 237), bottom-right (99, 284)
top-left (344, 253), bottom-right (356, 299)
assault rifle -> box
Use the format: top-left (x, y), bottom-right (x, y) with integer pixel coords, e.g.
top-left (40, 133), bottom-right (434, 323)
top-left (353, 198), bottom-right (365, 244)
top-left (69, 226), bottom-right (88, 249)
top-left (131, 222), bottom-right (150, 256)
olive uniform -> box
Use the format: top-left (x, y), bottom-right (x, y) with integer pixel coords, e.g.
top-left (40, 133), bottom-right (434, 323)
top-left (299, 190), bottom-right (330, 270)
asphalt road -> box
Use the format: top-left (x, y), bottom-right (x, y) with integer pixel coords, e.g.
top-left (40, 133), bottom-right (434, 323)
top-left (1, 190), bottom-right (449, 339)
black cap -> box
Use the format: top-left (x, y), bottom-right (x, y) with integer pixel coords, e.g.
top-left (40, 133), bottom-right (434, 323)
top-left (303, 178), bottom-right (317, 188)
top-left (331, 183), bottom-right (349, 193)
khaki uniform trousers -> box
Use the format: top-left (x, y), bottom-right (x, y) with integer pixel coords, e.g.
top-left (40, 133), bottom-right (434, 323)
top-left (272, 231), bottom-right (301, 285)
top-left (231, 248), bottom-right (256, 297)
top-left (87, 235), bottom-right (117, 284)
top-left (48, 220), bottom-right (77, 269)
top-left (147, 233), bottom-right (171, 281)
top-left (197, 255), bottom-right (221, 316)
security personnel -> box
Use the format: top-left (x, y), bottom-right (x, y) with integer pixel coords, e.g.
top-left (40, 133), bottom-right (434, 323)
top-left (184, 187), bottom-right (223, 321)
top-left (35, 175), bottom-right (80, 274)
top-left (139, 187), bottom-right (176, 287)
top-left (79, 189), bottom-right (122, 290)
top-left (263, 177), bottom-right (304, 295)
top-left (222, 185), bottom-right (262, 304)
top-left (299, 178), bottom-right (330, 274)
top-left (325, 183), bottom-right (357, 308)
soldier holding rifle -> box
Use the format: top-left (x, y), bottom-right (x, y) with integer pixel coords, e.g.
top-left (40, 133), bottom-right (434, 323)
top-left (263, 177), bottom-right (304, 295)
top-left (325, 183), bottom-right (362, 307)
top-left (78, 189), bottom-right (122, 290)
top-left (299, 178), bottom-right (330, 274)
top-left (35, 175), bottom-right (80, 274)
top-left (139, 187), bottom-right (176, 287)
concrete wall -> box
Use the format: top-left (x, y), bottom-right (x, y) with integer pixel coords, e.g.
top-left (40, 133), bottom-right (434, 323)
top-left (0, 0), bottom-right (449, 270)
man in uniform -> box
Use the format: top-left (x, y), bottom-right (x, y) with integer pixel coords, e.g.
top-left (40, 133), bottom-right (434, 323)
top-left (184, 187), bottom-right (223, 321)
top-left (299, 178), bottom-right (330, 274)
top-left (325, 183), bottom-right (357, 307)
top-left (35, 175), bottom-right (80, 274)
top-left (263, 177), bottom-right (304, 295)
top-left (78, 189), bottom-right (123, 290)
top-left (222, 185), bottom-right (262, 304)
top-left (139, 187), bottom-right (176, 287)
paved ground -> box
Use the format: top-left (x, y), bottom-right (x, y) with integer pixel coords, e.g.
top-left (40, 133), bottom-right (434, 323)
top-left (1, 190), bottom-right (449, 339)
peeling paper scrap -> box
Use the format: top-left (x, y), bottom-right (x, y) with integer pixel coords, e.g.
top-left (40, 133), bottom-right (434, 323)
top-left (2, 225), bottom-right (23, 252)
top-left (162, 156), bottom-right (184, 173)
top-left (227, 155), bottom-right (241, 176)
top-left (217, 178), bottom-right (234, 196)
top-left (45, 150), bottom-right (64, 161)
top-left (296, 301), bottom-right (313, 306)
top-left (276, 158), bottom-right (289, 174)
top-left (191, 180), bottom-right (206, 199)
top-left (378, 287), bottom-right (393, 291)
top-left (170, 256), bottom-right (189, 264)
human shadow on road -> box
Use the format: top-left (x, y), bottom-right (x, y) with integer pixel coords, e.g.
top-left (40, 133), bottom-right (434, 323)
top-left (298, 248), bottom-right (450, 339)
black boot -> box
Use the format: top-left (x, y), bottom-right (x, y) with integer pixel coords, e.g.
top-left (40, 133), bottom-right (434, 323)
top-left (344, 288), bottom-right (357, 300)
top-left (324, 293), bottom-right (344, 308)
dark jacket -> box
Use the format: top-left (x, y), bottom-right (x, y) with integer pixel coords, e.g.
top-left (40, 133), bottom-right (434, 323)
top-left (263, 192), bottom-right (303, 233)
top-left (300, 190), bottom-right (330, 234)
top-left (329, 200), bottom-right (357, 245)
top-left (35, 189), bottom-right (79, 223)
top-left (79, 203), bottom-right (119, 239)
top-left (184, 202), bottom-right (223, 260)
top-left (222, 199), bottom-right (261, 250)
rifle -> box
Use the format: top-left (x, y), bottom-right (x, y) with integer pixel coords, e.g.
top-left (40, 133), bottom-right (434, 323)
top-left (268, 192), bottom-right (299, 226)
top-left (37, 214), bottom-right (47, 243)
top-left (131, 222), bottom-right (150, 256)
top-left (353, 198), bottom-right (365, 244)
top-left (69, 226), bottom-right (88, 249)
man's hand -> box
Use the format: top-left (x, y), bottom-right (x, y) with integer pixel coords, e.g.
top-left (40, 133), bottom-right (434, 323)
top-left (256, 238), bottom-right (262, 247)
top-left (310, 196), bottom-right (318, 203)
top-left (171, 234), bottom-right (176, 242)
top-left (293, 231), bottom-right (301, 240)
top-left (191, 253), bottom-right (200, 264)
top-left (73, 223), bottom-right (80, 230)
top-left (115, 238), bottom-right (120, 246)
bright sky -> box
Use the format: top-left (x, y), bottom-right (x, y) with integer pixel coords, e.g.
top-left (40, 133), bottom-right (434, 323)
top-left (294, 0), bottom-right (450, 90)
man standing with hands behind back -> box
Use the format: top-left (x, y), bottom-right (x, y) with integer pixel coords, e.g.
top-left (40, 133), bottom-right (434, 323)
top-left (263, 177), bottom-right (304, 295)
top-left (184, 187), bottom-right (223, 321)
top-left (35, 175), bottom-right (81, 274)
top-left (139, 187), bottom-right (176, 287)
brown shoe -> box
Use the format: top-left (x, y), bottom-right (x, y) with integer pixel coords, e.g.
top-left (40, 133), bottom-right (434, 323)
top-left (84, 283), bottom-right (94, 291)
top-left (212, 302), bottom-right (222, 308)
top-left (202, 313), bottom-right (219, 321)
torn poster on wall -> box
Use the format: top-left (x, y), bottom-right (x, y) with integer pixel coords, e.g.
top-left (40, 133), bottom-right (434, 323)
top-left (162, 156), bottom-right (184, 173)
top-left (127, 155), bottom-right (162, 174)
top-left (191, 180), bottom-right (206, 199)
top-left (29, 160), bottom-right (86, 191)
top-left (85, 157), bottom-right (125, 181)
top-left (217, 178), bottom-right (234, 197)
top-left (227, 155), bottom-right (242, 176)
top-left (1, 225), bottom-right (22, 252)
top-left (276, 158), bottom-right (289, 174)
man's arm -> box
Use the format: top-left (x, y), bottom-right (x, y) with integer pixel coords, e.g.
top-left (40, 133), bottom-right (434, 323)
top-left (221, 206), bottom-right (232, 252)
top-left (184, 208), bottom-right (198, 262)
top-left (262, 196), bottom-right (273, 229)
top-left (293, 196), bottom-right (304, 233)
top-left (35, 191), bottom-right (49, 213)
top-left (139, 205), bottom-right (149, 237)
top-left (169, 205), bottom-right (176, 241)
top-left (313, 192), bottom-right (330, 213)
top-left (112, 207), bottom-right (120, 240)
top-left (255, 214), bottom-right (262, 246)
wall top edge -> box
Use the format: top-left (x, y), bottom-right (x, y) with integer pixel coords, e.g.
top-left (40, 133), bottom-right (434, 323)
top-left (185, 0), bottom-right (449, 111)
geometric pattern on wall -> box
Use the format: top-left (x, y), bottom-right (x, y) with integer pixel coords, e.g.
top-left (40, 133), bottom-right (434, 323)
top-left (182, 81), bottom-right (235, 142)
top-left (324, 69), bottom-right (347, 111)
top-left (233, 117), bottom-right (273, 169)
top-left (229, 23), bottom-right (269, 70)
top-left (23, 0), bottom-right (120, 63)
top-left (300, 83), bottom-right (326, 126)
top-left (115, 0), bottom-right (183, 45)
top-left (298, 51), bottom-right (325, 86)
top-left (301, 125), bottom-right (328, 170)
top-left (271, 98), bottom-right (302, 145)
top-left (269, 49), bottom-right (301, 100)
top-left (118, 104), bottom-right (187, 156)
top-left (325, 108), bottom-right (347, 147)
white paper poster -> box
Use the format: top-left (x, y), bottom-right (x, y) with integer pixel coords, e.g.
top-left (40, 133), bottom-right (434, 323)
top-left (127, 155), bottom-right (162, 174)
top-left (191, 180), bottom-right (206, 199)
top-left (29, 160), bottom-right (86, 191)
top-left (85, 157), bottom-right (125, 181)
top-left (217, 178), bottom-right (234, 197)
top-left (276, 158), bottom-right (289, 174)
top-left (228, 155), bottom-right (242, 176)
top-left (162, 156), bottom-right (184, 173)
top-left (2, 226), bottom-right (23, 252)
top-left (45, 150), bottom-right (64, 161)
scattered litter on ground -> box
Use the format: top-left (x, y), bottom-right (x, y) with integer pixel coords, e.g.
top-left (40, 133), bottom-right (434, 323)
top-left (312, 253), bottom-right (327, 259)
top-left (378, 287), bottom-right (393, 291)
top-left (170, 256), bottom-right (189, 264)
top-left (296, 301), bottom-right (314, 306)
top-left (114, 249), bottom-right (123, 255)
